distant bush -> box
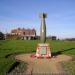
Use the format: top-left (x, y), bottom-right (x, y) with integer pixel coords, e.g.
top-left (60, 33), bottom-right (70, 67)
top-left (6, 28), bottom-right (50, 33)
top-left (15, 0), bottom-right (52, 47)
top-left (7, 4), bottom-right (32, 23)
top-left (0, 32), bottom-right (5, 40)
top-left (65, 38), bottom-right (75, 41)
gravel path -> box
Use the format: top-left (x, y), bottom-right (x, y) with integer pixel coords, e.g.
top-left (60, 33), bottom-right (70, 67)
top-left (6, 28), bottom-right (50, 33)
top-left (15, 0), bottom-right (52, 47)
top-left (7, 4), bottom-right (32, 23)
top-left (15, 54), bottom-right (72, 75)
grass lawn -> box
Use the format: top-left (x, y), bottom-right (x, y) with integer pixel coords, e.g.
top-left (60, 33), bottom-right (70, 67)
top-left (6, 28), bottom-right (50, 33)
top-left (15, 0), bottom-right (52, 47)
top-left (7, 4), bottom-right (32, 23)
top-left (0, 40), bottom-right (75, 75)
top-left (62, 61), bottom-right (75, 75)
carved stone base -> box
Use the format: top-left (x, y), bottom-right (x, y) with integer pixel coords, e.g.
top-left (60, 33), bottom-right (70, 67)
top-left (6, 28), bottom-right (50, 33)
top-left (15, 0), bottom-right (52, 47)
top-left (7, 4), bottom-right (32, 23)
top-left (35, 43), bottom-right (51, 58)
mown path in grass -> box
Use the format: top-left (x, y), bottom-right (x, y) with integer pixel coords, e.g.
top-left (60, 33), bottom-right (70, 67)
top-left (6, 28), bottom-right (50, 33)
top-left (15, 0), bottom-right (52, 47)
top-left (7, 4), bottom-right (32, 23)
top-left (15, 54), bottom-right (72, 74)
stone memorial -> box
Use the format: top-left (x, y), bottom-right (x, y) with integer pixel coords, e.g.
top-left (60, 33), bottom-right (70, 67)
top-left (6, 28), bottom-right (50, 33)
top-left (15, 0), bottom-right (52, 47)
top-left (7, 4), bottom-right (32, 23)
top-left (35, 13), bottom-right (51, 58)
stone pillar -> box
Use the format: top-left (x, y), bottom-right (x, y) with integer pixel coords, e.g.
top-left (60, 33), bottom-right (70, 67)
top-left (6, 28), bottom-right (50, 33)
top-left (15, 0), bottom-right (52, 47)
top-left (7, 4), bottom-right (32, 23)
top-left (31, 13), bottom-right (51, 58)
top-left (35, 13), bottom-right (51, 58)
top-left (24, 37), bottom-right (27, 40)
top-left (28, 37), bottom-right (31, 40)
top-left (40, 13), bottom-right (47, 43)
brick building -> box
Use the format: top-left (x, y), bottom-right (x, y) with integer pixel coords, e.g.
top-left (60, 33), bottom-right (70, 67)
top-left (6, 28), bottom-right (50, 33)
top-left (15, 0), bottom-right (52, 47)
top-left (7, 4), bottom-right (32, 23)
top-left (7, 28), bottom-right (36, 40)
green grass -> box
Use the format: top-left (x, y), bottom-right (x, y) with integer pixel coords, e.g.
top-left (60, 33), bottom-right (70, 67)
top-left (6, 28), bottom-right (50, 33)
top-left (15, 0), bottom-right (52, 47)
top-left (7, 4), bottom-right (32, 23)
top-left (0, 40), bottom-right (75, 75)
top-left (62, 61), bottom-right (75, 75)
top-left (0, 40), bottom-right (39, 75)
top-left (0, 58), bottom-right (16, 75)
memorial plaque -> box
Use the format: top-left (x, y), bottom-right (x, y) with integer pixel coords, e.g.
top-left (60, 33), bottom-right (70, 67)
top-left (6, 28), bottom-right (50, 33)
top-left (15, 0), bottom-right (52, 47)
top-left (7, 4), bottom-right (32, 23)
top-left (40, 47), bottom-right (47, 55)
top-left (36, 44), bottom-right (51, 58)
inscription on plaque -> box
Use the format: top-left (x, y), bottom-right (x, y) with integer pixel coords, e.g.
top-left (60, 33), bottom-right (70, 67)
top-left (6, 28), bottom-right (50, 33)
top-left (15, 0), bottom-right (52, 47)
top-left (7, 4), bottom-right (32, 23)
top-left (40, 47), bottom-right (47, 55)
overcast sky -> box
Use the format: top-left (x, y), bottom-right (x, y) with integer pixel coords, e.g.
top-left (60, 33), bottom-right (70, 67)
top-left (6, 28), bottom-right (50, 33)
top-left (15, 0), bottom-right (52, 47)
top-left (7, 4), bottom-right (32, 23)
top-left (0, 0), bottom-right (75, 39)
